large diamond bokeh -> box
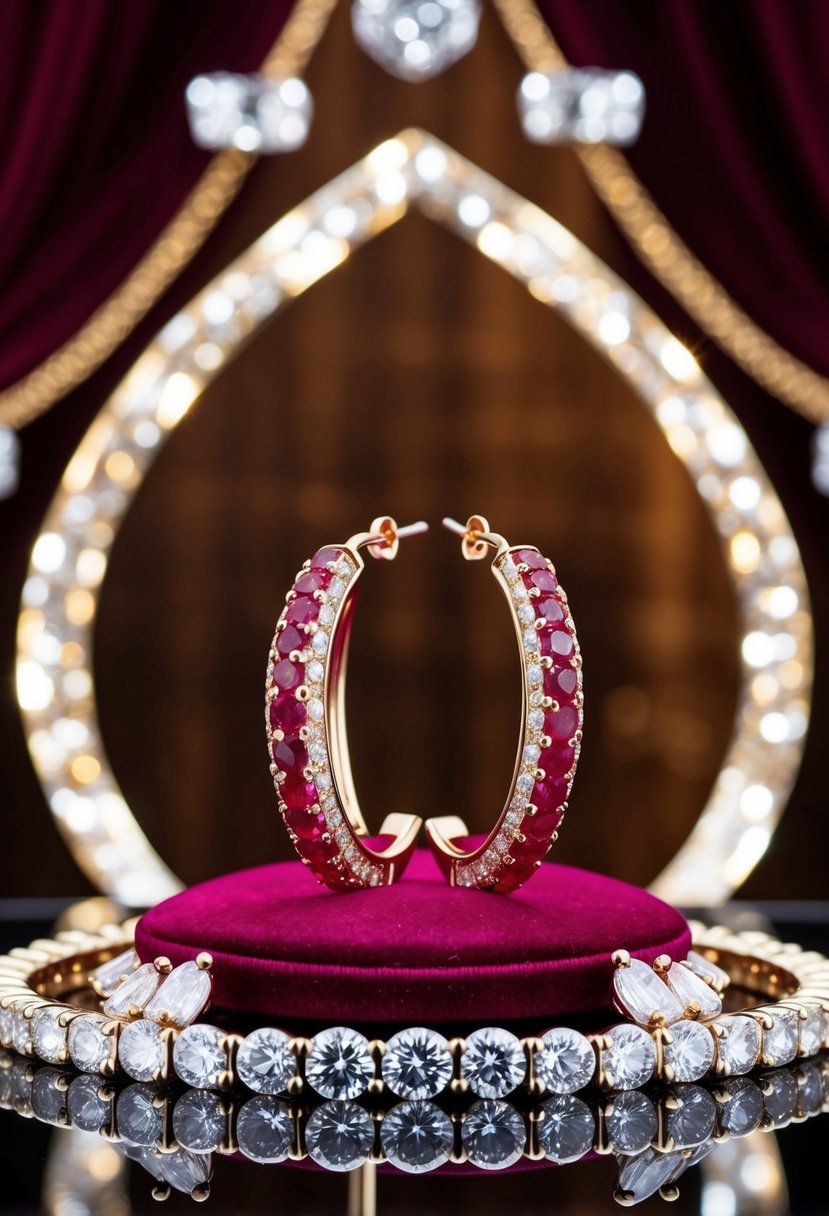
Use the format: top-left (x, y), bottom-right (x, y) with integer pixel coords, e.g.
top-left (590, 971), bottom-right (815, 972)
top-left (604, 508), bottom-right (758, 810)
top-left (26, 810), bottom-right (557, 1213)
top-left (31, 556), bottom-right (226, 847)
top-left (352, 0), bottom-right (481, 80)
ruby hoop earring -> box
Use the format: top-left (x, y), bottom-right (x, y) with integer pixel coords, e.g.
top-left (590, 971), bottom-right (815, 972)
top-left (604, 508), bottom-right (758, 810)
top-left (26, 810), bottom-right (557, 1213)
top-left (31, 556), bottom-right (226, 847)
top-left (266, 517), bottom-right (427, 890)
top-left (425, 516), bottom-right (583, 894)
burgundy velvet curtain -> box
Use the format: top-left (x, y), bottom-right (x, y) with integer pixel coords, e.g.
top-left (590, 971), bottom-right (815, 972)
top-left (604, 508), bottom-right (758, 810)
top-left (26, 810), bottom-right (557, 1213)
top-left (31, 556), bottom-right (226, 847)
top-left (539, 0), bottom-right (829, 378)
top-left (0, 0), bottom-right (290, 391)
top-left (2, 2), bottom-right (827, 393)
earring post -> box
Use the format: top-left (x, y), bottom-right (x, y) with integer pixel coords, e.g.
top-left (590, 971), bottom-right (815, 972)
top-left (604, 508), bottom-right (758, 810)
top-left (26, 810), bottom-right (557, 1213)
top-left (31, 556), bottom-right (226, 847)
top-left (442, 515), bottom-right (500, 550)
top-left (356, 519), bottom-right (429, 552)
top-left (396, 521), bottom-right (430, 540)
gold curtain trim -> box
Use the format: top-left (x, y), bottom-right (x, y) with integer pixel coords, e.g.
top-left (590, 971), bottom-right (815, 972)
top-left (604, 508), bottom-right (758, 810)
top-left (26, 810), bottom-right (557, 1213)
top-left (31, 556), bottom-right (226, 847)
top-left (492, 0), bottom-right (829, 424)
top-left (0, 0), bottom-right (338, 431)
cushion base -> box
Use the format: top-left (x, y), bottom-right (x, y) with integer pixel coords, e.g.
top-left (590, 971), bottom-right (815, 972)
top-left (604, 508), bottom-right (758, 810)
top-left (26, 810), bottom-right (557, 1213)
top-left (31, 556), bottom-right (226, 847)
top-left (136, 850), bottom-right (690, 1023)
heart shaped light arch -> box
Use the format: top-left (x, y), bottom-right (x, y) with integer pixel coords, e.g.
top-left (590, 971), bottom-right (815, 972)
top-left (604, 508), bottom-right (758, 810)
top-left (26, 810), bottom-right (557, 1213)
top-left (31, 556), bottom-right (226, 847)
top-left (16, 130), bottom-right (812, 908)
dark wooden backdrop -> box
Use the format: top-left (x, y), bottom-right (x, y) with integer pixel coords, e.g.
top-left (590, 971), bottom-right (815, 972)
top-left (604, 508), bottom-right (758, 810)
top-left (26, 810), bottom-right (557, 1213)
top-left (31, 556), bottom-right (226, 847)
top-left (2, 3), bottom-right (823, 901)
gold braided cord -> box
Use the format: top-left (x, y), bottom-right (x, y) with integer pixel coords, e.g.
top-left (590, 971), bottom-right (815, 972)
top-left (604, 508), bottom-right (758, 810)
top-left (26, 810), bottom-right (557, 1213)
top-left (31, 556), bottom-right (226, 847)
top-left (492, 0), bottom-right (829, 425)
top-left (0, 151), bottom-right (252, 430)
top-left (0, 0), bottom-right (339, 431)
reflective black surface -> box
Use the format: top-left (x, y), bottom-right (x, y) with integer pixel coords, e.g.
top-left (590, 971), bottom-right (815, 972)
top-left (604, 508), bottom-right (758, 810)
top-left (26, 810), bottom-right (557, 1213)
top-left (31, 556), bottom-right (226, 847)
top-left (1, 902), bottom-right (828, 1214)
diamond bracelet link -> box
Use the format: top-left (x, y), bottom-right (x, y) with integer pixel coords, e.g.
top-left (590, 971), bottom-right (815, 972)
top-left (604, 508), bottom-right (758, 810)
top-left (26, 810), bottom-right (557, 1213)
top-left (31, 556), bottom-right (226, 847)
top-left (6, 1051), bottom-right (828, 1181)
top-left (1, 922), bottom-right (827, 1101)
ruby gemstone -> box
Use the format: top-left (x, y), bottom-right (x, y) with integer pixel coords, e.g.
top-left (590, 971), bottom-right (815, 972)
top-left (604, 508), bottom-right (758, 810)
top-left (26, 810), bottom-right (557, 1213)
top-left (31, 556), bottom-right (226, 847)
top-left (276, 625), bottom-right (305, 657)
top-left (536, 594), bottom-right (564, 629)
top-left (528, 569), bottom-right (558, 596)
top-left (522, 804), bottom-right (564, 845)
top-left (284, 806), bottom-right (328, 842)
top-left (515, 833), bottom-right (554, 865)
top-left (317, 860), bottom-right (350, 886)
top-left (530, 778), bottom-right (569, 815)
top-left (496, 860), bottom-right (537, 891)
top-left (310, 546), bottom-right (343, 571)
top-left (295, 569), bottom-right (331, 595)
top-left (286, 596), bottom-right (319, 626)
top-left (281, 773), bottom-right (317, 810)
top-left (545, 665), bottom-right (578, 703)
top-left (540, 741), bottom-right (576, 779)
top-left (541, 628), bottom-right (575, 661)
top-left (300, 838), bottom-right (339, 866)
top-left (514, 548), bottom-right (549, 571)
top-left (272, 737), bottom-right (307, 774)
top-left (272, 658), bottom-right (302, 692)
top-left (269, 695), bottom-right (307, 736)
top-left (544, 704), bottom-right (580, 742)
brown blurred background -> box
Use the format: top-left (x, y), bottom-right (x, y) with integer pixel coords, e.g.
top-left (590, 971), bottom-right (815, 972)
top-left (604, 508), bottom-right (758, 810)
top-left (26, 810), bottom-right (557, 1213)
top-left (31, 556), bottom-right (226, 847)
top-left (1, 1), bottom-right (825, 901)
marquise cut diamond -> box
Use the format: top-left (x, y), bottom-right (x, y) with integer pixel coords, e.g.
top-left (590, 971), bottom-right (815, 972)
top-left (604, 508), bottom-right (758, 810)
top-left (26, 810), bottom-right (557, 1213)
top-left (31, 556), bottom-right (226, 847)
top-left (663, 962), bottom-right (722, 1020)
top-left (684, 951), bottom-right (730, 992)
top-left (103, 963), bottom-right (161, 1019)
top-left (144, 961), bottom-right (211, 1030)
top-left (616, 1146), bottom-right (687, 1203)
top-left (155, 1147), bottom-right (211, 1193)
top-left (613, 958), bottom-right (684, 1026)
top-left (89, 948), bottom-right (138, 997)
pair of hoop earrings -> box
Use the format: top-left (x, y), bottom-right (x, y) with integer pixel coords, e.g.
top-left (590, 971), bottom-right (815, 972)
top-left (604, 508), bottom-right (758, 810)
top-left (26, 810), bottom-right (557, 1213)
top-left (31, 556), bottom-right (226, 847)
top-left (265, 516), bottom-right (582, 895)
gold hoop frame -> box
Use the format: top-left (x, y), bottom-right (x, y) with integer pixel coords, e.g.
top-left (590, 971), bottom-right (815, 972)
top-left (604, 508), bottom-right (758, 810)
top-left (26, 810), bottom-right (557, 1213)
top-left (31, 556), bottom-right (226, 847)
top-left (16, 130), bottom-right (812, 907)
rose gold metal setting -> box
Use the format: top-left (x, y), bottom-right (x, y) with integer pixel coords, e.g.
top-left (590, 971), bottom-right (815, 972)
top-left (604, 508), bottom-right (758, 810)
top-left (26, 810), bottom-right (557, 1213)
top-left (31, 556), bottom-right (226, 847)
top-left (425, 515), bottom-right (583, 892)
top-left (266, 517), bottom-right (427, 889)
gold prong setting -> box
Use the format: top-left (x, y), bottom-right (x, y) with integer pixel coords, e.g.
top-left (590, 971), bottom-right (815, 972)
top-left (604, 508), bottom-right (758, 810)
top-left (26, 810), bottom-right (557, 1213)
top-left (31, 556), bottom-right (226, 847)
top-left (453, 545), bottom-right (582, 892)
top-left (9, 1045), bottom-right (826, 1185)
top-left (265, 545), bottom-right (385, 889)
top-left (3, 923), bottom-right (829, 1103)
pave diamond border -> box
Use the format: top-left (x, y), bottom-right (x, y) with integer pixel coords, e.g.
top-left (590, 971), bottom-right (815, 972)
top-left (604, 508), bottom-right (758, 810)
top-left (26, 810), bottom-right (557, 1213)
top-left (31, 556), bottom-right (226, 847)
top-left (453, 546), bottom-right (582, 893)
top-left (265, 546), bottom-right (385, 890)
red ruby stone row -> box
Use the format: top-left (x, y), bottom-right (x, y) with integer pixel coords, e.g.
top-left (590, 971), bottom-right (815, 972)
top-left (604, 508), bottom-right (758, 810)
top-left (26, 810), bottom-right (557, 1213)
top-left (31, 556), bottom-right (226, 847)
top-left (268, 545), bottom-right (355, 890)
top-left (494, 547), bottom-right (582, 894)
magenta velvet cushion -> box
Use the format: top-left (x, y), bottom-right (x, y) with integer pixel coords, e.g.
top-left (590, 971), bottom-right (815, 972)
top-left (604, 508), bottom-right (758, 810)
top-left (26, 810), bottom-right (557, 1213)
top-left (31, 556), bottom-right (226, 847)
top-left (136, 850), bottom-right (689, 1022)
